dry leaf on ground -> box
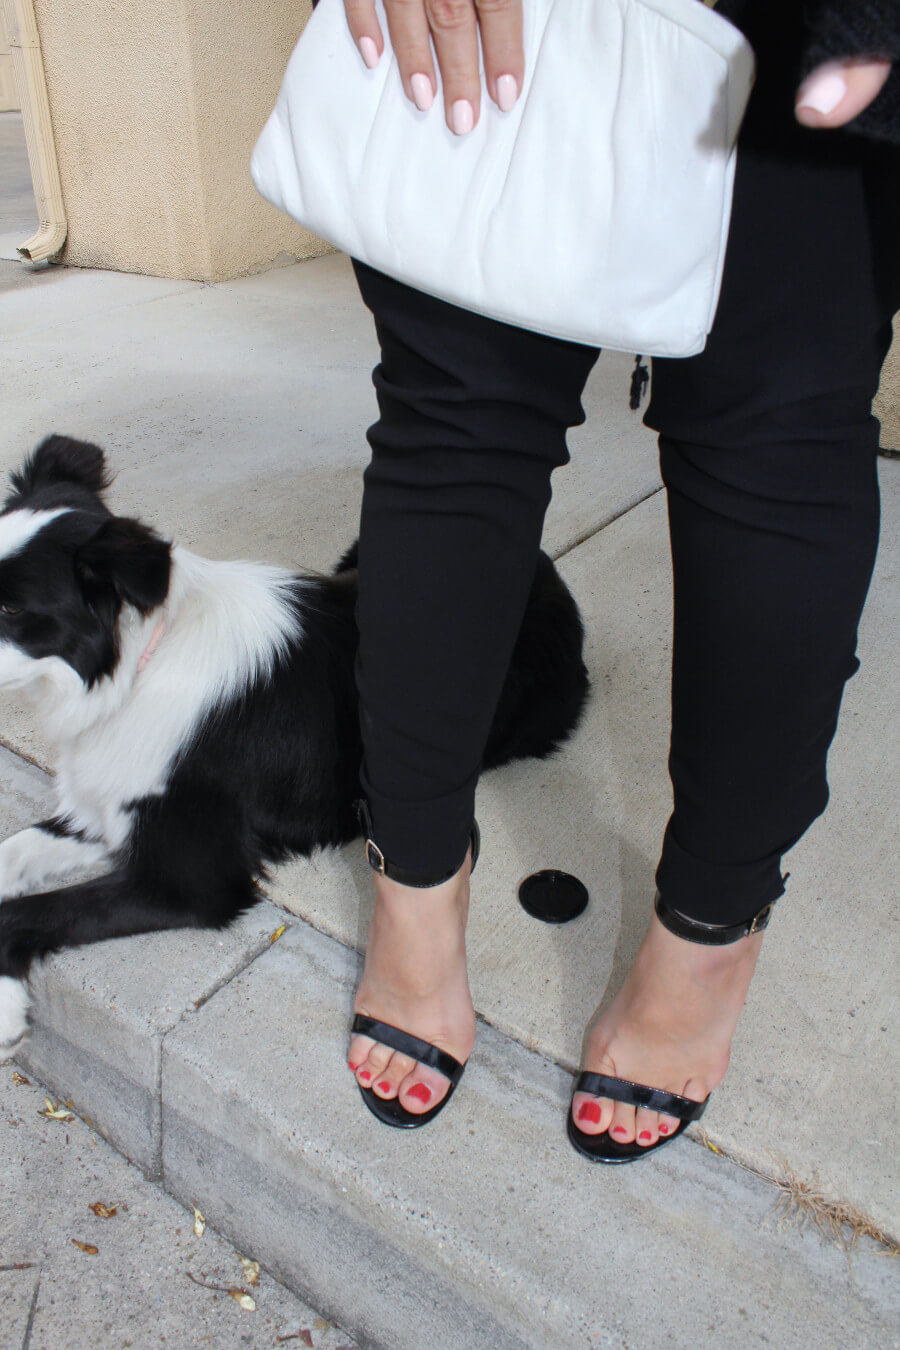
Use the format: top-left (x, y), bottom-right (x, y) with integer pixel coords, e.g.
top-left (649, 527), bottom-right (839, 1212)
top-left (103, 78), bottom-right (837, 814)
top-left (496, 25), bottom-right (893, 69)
top-left (237, 1253), bottom-right (260, 1285)
top-left (269, 924), bottom-right (287, 943)
top-left (192, 1206), bottom-right (206, 1237)
top-left (71, 1240), bottom-right (99, 1255)
top-left (227, 1288), bottom-right (257, 1311)
top-left (89, 1202), bottom-right (119, 1219)
top-left (12, 1072), bottom-right (30, 1086)
top-left (40, 1098), bottom-right (75, 1122)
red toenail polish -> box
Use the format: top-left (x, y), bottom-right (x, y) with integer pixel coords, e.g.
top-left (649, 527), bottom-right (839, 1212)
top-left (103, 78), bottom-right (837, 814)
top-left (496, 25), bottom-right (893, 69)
top-left (612, 1125), bottom-right (628, 1137)
top-left (376, 1080), bottom-right (391, 1092)
top-left (407, 1083), bottom-right (432, 1103)
top-left (639, 1131), bottom-right (652, 1142)
top-left (358, 1069), bottom-right (371, 1081)
top-left (577, 1101), bottom-right (602, 1125)
top-left (658, 1123), bottom-right (669, 1134)
top-left (348, 1061), bottom-right (359, 1072)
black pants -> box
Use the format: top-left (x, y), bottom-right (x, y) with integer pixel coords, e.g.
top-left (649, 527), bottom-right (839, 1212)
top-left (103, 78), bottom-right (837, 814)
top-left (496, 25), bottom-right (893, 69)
top-left (352, 11), bottom-right (900, 926)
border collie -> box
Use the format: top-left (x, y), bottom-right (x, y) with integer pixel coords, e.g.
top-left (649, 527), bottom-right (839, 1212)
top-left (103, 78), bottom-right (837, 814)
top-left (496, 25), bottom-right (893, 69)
top-left (0, 436), bottom-right (590, 1055)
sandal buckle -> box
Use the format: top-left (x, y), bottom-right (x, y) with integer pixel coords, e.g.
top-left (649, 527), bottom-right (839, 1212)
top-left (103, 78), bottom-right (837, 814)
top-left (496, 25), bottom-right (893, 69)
top-left (748, 902), bottom-right (773, 935)
top-left (365, 838), bottom-right (386, 875)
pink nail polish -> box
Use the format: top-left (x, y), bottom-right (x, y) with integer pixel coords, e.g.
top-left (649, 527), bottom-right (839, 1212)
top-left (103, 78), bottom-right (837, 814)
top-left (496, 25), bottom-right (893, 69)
top-left (411, 74), bottom-right (434, 112)
top-left (797, 69), bottom-right (846, 116)
top-left (612, 1125), bottom-right (628, 1138)
top-left (359, 36), bottom-right (379, 70)
top-left (376, 1080), bottom-right (391, 1093)
top-left (358, 1069), bottom-right (372, 1082)
top-left (639, 1130), bottom-right (653, 1142)
top-left (497, 75), bottom-right (518, 113)
top-left (658, 1122), bottom-right (669, 1134)
top-left (577, 1101), bottom-right (602, 1125)
top-left (348, 1061), bottom-right (359, 1073)
top-left (407, 1083), bottom-right (432, 1104)
top-left (451, 100), bottom-right (474, 136)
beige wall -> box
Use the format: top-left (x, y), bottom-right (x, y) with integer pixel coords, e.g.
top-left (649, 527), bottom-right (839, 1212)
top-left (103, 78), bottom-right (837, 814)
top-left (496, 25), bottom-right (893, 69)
top-left (0, 5), bottom-right (19, 110)
top-left (31, 0), bottom-right (327, 280)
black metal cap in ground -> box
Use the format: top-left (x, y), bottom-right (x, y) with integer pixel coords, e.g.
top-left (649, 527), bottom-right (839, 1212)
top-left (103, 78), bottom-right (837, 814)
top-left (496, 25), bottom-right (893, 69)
top-left (517, 870), bottom-right (589, 924)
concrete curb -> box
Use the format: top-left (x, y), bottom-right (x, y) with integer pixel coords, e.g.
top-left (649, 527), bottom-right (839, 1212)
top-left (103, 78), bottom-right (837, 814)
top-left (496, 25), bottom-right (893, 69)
top-left (14, 917), bottom-right (899, 1350)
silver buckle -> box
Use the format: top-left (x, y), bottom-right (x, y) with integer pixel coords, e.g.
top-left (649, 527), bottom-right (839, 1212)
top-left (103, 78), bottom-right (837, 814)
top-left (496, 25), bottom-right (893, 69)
top-left (365, 839), bottom-right (386, 875)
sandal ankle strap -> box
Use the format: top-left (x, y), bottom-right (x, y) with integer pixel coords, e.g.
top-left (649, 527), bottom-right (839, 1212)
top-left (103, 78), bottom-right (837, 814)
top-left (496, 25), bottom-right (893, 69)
top-left (654, 891), bottom-right (775, 945)
top-left (357, 799), bottom-right (480, 887)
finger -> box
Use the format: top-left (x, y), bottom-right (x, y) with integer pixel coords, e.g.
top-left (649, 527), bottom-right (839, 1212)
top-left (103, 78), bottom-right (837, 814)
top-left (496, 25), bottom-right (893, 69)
top-left (384, 0), bottom-right (438, 111)
top-left (795, 58), bottom-right (892, 129)
top-left (425, 0), bottom-right (483, 134)
top-left (476, 0), bottom-right (524, 112)
top-left (344, 0), bottom-right (384, 69)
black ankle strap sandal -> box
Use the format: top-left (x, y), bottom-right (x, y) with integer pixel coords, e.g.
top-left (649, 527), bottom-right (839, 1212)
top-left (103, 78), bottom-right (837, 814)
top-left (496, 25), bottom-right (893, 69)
top-left (654, 890), bottom-right (776, 945)
top-left (567, 1072), bottom-right (709, 1164)
top-left (358, 799), bottom-right (481, 889)
top-left (352, 803), bottom-right (479, 1129)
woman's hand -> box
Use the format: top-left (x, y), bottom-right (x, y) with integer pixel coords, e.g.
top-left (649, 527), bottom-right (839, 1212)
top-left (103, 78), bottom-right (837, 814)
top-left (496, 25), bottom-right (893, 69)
top-left (342, 0), bottom-right (524, 134)
top-left (795, 57), bottom-right (892, 129)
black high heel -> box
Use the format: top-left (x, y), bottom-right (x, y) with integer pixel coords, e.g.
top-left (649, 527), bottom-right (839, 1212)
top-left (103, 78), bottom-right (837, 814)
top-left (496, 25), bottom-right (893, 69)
top-left (352, 807), bottom-right (479, 1130)
top-left (567, 891), bottom-right (775, 1163)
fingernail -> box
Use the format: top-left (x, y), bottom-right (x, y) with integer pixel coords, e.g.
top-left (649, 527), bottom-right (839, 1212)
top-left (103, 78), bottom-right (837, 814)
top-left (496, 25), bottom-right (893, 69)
top-left (359, 36), bottom-right (379, 70)
top-left (451, 100), bottom-right (474, 136)
top-left (497, 74), bottom-right (518, 113)
top-left (658, 1122), bottom-right (669, 1134)
top-left (411, 73), bottom-right (434, 112)
top-left (797, 70), bottom-right (847, 116)
top-left (639, 1130), bottom-right (653, 1142)
top-left (576, 1101), bottom-right (602, 1125)
top-left (612, 1125), bottom-right (628, 1138)
top-left (376, 1080), bottom-right (391, 1092)
top-left (406, 1082), bottom-right (432, 1103)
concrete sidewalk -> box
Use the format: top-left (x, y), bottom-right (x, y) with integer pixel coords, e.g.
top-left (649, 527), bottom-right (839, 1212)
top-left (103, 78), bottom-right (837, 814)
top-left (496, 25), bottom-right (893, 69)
top-left (1, 113), bottom-right (898, 1347)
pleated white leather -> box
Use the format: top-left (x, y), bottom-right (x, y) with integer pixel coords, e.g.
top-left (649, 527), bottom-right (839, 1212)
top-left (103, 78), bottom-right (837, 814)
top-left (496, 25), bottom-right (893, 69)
top-left (251, 0), bottom-right (755, 357)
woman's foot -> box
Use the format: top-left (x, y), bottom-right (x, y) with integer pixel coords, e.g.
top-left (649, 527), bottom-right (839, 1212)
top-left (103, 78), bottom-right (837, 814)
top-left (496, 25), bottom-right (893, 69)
top-left (349, 850), bottom-right (476, 1116)
top-left (572, 910), bottom-right (764, 1147)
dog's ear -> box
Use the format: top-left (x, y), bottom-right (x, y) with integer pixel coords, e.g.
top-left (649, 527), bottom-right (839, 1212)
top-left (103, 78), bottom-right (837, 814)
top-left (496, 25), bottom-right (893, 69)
top-left (10, 436), bottom-right (112, 500)
top-left (76, 517), bottom-right (172, 615)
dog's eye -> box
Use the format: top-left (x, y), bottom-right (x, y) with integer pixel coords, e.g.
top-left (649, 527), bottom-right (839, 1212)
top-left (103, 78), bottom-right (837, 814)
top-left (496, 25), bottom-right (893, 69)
top-left (0, 604), bottom-right (22, 616)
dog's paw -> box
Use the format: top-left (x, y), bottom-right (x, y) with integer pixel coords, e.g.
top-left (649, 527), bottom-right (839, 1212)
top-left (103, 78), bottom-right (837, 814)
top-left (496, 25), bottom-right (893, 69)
top-left (0, 976), bottom-right (32, 1059)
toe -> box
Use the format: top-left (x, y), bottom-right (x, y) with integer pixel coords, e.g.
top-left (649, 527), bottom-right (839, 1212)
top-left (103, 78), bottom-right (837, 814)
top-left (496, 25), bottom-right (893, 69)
top-left (348, 1033), bottom-right (374, 1074)
top-left (372, 1051), bottom-right (416, 1099)
top-left (398, 1065), bottom-right (451, 1115)
top-left (609, 1100), bottom-right (637, 1145)
top-left (571, 1092), bottom-right (614, 1136)
top-left (634, 1107), bottom-right (659, 1147)
top-left (356, 1040), bottom-right (393, 1087)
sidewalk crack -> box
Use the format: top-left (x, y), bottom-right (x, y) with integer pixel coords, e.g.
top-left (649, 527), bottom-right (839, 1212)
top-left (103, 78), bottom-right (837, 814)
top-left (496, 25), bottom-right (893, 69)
top-left (550, 484), bottom-right (663, 562)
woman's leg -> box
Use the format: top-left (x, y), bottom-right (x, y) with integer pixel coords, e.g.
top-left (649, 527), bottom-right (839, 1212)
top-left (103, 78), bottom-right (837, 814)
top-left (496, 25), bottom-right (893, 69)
top-left (573, 57), bottom-right (900, 1144)
top-left (350, 262), bottom-right (599, 1111)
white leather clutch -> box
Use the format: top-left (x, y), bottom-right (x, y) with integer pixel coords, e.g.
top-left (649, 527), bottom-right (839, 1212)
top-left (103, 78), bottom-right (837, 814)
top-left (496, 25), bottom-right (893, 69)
top-left (251, 0), bottom-right (755, 358)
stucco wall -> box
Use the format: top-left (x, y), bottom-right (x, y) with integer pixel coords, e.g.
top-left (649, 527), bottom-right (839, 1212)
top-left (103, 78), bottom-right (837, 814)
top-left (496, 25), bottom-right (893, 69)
top-left (32, 0), bottom-right (327, 280)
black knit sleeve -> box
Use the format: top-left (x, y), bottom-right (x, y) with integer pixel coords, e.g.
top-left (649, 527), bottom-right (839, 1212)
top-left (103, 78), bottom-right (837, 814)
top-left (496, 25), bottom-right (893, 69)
top-left (802, 0), bottom-right (900, 144)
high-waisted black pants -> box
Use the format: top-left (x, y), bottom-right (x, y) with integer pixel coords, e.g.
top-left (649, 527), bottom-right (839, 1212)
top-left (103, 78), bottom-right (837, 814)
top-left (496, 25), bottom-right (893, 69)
top-left (351, 6), bottom-right (900, 926)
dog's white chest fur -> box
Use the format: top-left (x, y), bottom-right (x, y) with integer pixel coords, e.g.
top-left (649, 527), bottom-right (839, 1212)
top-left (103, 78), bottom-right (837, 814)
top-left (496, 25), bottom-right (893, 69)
top-left (48, 550), bottom-right (302, 847)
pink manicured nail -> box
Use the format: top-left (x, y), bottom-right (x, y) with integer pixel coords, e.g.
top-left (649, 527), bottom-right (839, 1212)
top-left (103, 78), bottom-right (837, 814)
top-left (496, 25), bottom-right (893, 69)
top-left (496, 75), bottom-right (518, 113)
top-left (658, 1122), bottom-right (669, 1134)
top-left (797, 70), bottom-right (846, 116)
top-left (407, 1082), bottom-right (432, 1104)
top-left (411, 74), bottom-right (434, 112)
top-left (451, 100), bottom-right (474, 136)
top-left (639, 1131), bottom-right (653, 1142)
top-left (612, 1125), bottom-right (628, 1138)
top-left (577, 1101), bottom-right (602, 1125)
top-left (359, 36), bottom-right (379, 70)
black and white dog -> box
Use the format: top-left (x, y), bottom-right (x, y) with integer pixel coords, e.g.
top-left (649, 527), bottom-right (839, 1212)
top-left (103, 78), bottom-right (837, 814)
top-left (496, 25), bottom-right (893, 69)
top-left (0, 436), bottom-right (589, 1055)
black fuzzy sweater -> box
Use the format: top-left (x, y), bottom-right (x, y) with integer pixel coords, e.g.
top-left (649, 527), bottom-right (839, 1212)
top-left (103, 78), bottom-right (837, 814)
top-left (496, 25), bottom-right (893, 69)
top-left (804, 0), bottom-right (900, 143)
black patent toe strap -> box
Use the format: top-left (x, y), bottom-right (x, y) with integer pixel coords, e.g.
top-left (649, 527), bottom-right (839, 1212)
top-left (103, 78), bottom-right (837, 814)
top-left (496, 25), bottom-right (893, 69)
top-left (351, 1015), bottom-right (465, 1084)
top-left (574, 1072), bottom-right (708, 1121)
